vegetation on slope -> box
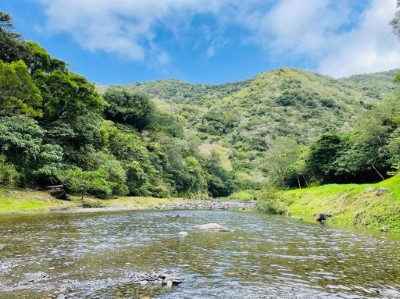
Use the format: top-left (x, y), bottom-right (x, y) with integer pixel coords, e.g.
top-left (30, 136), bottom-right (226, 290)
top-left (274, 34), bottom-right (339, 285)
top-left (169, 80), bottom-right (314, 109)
top-left (280, 175), bottom-right (400, 232)
top-left (0, 12), bottom-right (234, 199)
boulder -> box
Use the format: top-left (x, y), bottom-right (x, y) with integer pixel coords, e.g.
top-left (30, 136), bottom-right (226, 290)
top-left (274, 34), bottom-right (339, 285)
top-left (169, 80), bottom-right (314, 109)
top-left (49, 188), bottom-right (70, 201)
top-left (178, 231), bottom-right (189, 237)
top-left (380, 226), bottom-right (389, 232)
top-left (194, 223), bottom-right (233, 232)
top-left (364, 187), bottom-right (375, 192)
top-left (316, 212), bottom-right (331, 222)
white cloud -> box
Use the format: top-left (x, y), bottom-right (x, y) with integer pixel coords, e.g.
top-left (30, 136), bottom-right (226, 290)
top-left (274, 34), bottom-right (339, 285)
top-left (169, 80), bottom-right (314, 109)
top-left (318, 0), bottom-right (400, 77)
top-left (236, 0), bottom-right (399, 77)
top-left (36, 0), bottom-right (232, 63)
top-left (35, 0), bottom-right (400, 77)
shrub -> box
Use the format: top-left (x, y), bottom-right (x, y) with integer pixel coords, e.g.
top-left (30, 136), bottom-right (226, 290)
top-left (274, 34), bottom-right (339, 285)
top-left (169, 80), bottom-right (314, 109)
top-left (256, 188), bottom-right (287, 214)
top-left (0, 155), bottom-right (19, 188)
top-left (60, 168), bottom-right (113, 199)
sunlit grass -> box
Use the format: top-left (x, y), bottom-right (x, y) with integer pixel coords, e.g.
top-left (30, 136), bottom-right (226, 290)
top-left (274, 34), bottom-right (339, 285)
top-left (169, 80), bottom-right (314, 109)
top-left (282, 175), bottom-right (400, 231)
top-left (0, 189), bottom-right (76, 212)
top-left (0, 189), bottom-right (183, 213)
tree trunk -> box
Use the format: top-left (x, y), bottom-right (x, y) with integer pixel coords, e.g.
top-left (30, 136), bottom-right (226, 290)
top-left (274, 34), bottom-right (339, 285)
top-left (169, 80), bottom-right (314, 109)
top-left (371, 164), bottom-right (385, 181)
top-left (301, 174), bottom-right (309, 187)
top-left (297, 175), bottom-right (301, 189)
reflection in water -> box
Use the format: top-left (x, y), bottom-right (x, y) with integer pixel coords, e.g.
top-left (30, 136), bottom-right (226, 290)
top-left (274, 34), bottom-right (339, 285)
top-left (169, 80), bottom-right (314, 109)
top-left (0, 210), bottom-right (399, 298)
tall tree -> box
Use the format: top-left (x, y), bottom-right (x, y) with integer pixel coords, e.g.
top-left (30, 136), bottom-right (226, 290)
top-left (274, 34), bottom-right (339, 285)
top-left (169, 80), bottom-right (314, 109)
top-left (0, 12), bottom-right (32, 63)
top-left (0, 60), bottom-right (42, 117)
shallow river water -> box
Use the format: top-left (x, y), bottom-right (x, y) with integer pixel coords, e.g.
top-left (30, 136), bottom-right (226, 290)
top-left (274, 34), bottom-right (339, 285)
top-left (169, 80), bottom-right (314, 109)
top-left (1, 210), bottom-right (400, 298)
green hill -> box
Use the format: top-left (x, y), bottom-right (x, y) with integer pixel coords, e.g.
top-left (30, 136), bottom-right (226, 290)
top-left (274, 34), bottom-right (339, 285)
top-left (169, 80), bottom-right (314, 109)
top-left (110, 68), bottom-right (399, 189)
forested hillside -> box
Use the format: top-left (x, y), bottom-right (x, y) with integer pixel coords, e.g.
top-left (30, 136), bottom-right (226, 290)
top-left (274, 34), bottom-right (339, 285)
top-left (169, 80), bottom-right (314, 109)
top-left (1, 10), bottom-right (400, 199)
top-left (111, 68), bottom-right (400, 190)
top-left (0, 12), bottom-right (231, 199)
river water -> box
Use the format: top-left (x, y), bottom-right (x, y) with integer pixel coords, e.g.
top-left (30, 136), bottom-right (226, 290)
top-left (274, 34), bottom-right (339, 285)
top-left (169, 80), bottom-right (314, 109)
top-left (0, 210), bottom-right (400, 298)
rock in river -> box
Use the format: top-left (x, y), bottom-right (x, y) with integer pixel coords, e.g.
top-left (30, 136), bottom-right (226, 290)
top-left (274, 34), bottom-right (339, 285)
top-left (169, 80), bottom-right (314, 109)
top-left (194, 223), bottom-right (234, 232)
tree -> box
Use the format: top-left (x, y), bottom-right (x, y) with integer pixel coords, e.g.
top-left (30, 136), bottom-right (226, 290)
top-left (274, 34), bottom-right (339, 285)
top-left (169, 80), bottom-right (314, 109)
top-left (104, 88), bottom-right (153, 130)
top-left (262, 136), bottom-right (300, 187)
top-left (0, 12), bottom-right (32, 63)
top-left (0, 115), bottom-right (63, 185)
top-left (25, 42), bottom-right (67, 74)
top-left (307, 133), bottom-right (343, 183)
top-left (34, 70), bottom-right (105, 123)
top-left (0, 60), bottom-right (42, 117)
top-left (391, 1), bottom-right (400, 38)
top-left (204, 152), bottom-right (235, 197)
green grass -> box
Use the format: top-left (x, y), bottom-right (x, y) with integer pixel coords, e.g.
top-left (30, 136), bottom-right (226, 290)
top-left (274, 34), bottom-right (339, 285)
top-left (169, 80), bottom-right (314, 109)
top-left (92, 196), bottom-right (181, 208)
top-left (0, 189), bottom-right (76, 212)
top-left (228, 190), bottom-right (256, 201)
top-left (0, 189), bottom-right (183, 213)
top-left (281, 175), bottom-right (400, 231)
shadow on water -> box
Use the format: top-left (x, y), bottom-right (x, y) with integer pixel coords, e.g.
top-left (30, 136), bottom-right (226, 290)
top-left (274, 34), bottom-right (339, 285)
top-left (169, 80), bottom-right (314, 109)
top-left (0, 210), bottom-right (400, 298)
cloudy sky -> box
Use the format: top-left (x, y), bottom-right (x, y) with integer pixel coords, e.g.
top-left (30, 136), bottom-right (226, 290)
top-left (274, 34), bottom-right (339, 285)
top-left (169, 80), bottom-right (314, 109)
top-left (1, 0), bottom-right (399, 84)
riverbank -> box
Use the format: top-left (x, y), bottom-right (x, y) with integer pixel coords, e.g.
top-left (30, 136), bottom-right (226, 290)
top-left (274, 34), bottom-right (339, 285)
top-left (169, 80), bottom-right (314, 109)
top-left (0, 189), bottom-right (255, 214)
top-left (281, 175), bottom-right (400, 232)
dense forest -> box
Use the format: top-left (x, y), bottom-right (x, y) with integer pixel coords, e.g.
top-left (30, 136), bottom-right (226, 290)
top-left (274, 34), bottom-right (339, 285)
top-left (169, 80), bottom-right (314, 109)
top-left (1, 11), bottom-right (400, 200)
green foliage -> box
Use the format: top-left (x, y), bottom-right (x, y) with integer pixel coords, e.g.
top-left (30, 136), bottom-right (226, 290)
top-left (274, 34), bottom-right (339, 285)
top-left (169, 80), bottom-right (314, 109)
top-left (0, 60), bottom-right (42, 117)
top-left (228, 190), bottom-right (256, 201)
top-left (34, 70), bottom-right (105, 123)
top-left (0, 116), bottom-right (64, 185)
top-left (256, 188), bottom-right (287, 214)
top-left (0, 115), bottom-right (44, 168)
top-left (204, 152), bottom-right (236, 197)
top-left (0, 155), bottom-right (19, 188)
top-left (261, 136), bottom-right (300, 187)
top-left (25, 42), bottom-right (67, 74)
top-left (391, 3), bottom-right (400, 39)
top-left (0, 12), bottom-right (32, 63)
top-left (307, 133), bottom-right (343, 183)
top-left (60, 168), bottom-right (114, 199)
top-left (104, 88), bottom-right (152, 130)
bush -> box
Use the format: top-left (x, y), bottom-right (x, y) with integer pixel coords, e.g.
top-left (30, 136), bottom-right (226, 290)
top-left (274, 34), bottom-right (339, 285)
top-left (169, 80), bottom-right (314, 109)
top-left (256, 188), bottom-right (287, 214)
top-left (60, 168), bottom-right (113, 199)
top-left (228, 190), bottom-right (256, 201)
top-left (0, 155), bottom-right (19, 188)
top-left (81, 198), bottom-right (106, 208)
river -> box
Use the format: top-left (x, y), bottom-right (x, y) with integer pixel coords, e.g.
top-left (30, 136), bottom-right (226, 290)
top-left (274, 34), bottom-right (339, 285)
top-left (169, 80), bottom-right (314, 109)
top-left (0, 210), bottom-right (399, 298)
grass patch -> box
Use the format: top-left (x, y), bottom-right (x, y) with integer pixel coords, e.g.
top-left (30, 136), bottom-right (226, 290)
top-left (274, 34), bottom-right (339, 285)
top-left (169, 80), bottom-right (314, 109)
top-left (0, 189), bottom-right (183, 214)
top-left (228, 190), bottom-right (257, 201)
top-left (94, 196), bottom-right (180, 209)
top-left (0, 189), bottom-right (76, 213)
top-left (281, 175), bottom-right (400, 232)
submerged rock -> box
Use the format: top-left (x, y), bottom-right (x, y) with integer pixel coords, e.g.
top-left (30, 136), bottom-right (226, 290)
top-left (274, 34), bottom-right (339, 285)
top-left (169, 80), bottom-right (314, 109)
top-left (194, 223), bottom-right (234, 232)
top-left (178, 231), bottom-right (188, 237)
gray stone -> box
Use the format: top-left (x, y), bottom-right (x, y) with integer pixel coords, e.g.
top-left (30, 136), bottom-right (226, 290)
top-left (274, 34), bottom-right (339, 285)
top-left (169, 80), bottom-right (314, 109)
top-left (380, 226), bottom-right (389, 232)
top-left (364, 187), bottom-right (375, 192)
top-left (178, 231), bottom-right (188, 237)
top-left (376, 187), bottom-right (389, 196)
top-left (194, 223), bottom-right (233, 232)
top-left (316, 212), bottom-right (331, 222)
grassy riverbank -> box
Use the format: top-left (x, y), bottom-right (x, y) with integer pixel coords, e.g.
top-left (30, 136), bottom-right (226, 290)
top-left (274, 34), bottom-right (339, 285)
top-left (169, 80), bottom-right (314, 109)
top-left (0, 189), bottom-right (180, 213)
top-left (281, 175), bottom-right (400, 232)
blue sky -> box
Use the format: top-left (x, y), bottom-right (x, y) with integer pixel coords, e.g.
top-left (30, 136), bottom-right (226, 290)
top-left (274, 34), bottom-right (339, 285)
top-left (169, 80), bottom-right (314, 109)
top-left (1, 0), bottom-right (399, 85)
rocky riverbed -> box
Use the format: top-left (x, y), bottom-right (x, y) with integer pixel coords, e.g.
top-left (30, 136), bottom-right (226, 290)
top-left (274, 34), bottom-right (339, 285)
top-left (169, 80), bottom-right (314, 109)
top-left (149, 199), bottom-right (256, 211)
top-left (51, 199), bottom-right (257, 214)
